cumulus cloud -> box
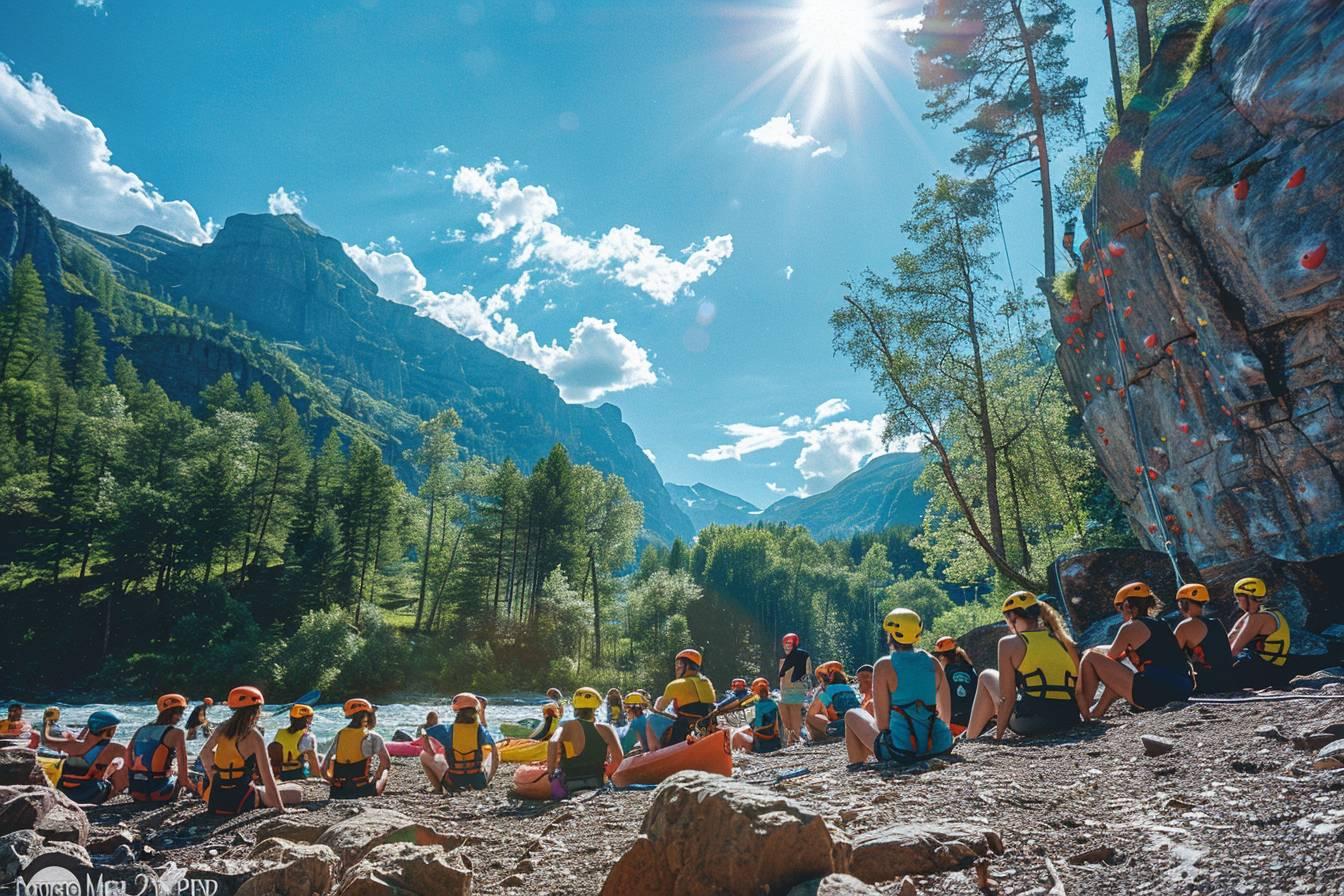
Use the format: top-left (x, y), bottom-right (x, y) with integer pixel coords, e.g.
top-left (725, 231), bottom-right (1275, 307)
top-left (450, 159), bottom-right (732, 303)
top-left (795, 416), bottom-right (887, 485)
top-left (812, 398), bottom-right (849, 423)
top-left (432, 144), bottom-right (452, 155)
top-left (343, 242), bottom-right (655, 403)
top-left (75, 0), bottom-right (105, 11)
top-left (746, 114), bottom-right (831, 157)
top-left (266, 186), bottom-right (306, 216)
top-left (0, 63), bottom-right (211, 243)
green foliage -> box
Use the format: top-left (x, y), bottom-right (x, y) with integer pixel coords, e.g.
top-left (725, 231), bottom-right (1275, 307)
top-left (1052, 269), bottom-right (1078, 305)
top-left (927, 593), bottom-right (1005, 645)
top-left (1175, 0), bottom-right (1246, 93)
top-left (880, 575), bottom-right (955, 629)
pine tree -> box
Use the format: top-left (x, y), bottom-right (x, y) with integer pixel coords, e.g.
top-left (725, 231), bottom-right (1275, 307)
top-left (68, 308), bottom-right (107, 392)
top-left (0, 256), bottom-right (50, 382)
top-left (200, 373), bottom-right (241, 416)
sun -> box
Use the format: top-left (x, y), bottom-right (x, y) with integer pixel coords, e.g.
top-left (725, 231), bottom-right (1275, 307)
top-left (796, 0), bottom-right (878, 64)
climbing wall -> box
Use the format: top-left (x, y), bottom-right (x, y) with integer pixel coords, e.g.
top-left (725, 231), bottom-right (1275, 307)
top-left (1051, 1), bottom-right (1344, 631)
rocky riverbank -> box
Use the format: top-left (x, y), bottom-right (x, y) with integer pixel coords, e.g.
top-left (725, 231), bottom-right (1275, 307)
top-left (5, 672), bottom-right (1344, 895)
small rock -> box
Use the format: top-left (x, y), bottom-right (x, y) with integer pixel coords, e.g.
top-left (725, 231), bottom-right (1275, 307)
top-left (1314, 739), bottom-right (1344, 770)
top-left (335, 843), bottom-right (472, 896)
top-left (1141, 735), bottom-right (1175, 757)
top-left (255, 815), bottom-right (330, 845)
top-left (1254, 725), bottom-right (1287, 741)
top-left (1293, 732), bottom-right (1338, 751)
top-left (87, 829), bottom-right (138, 855)
top-left (237, 842), bottom-right (341, 896)
top-left (985, 831), bottom-right (1004, 854)
top-left (898, 875), bottom-right (918, 896)
top-left (499, 874), bottom-right (526, 888)
top-left (849, 823), bottom-right (996, 882)
top-left (786, 873), bottom-right (882, 895)
top-left (0, 749), bottom-right (45, 787)
top-left (839, 809), bottom-right (860, 822)
top-left (1067, 845), bottom-right (1116, 865)
top-left (514, 858), bottom-right (534, 873)
top-left (0, 786), bottom-right (90, 846)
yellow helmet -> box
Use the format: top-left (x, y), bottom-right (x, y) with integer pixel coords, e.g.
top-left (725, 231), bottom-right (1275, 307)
top-left (289, 703), bottom-right (314, 720)
top-left (572, 687), bottom-right (602, 710)
top-left (1001, 591), bottom-right (1038, 613)
top-left (1176, 583), bottom-right (1209, 604)
top-left (1114, 581), bottom-right (1154, 607)
top-left (1233, 577), bottom-right (1267, 599)
top-left (883, 608), bottom-right (923, 644)
top-left (622, 692), bottom-right (647, 707)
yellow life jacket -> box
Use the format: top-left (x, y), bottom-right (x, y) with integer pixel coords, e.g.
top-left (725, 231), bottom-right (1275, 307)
top-left (329, 728), bottom-right (372, 786)
top-left (1016, 630), bottom-right (1077, 701)
top-left (211, 734), bottom-right (254, 785)
top-left (664, 675), bottom-right (717, 716)
top-left (273, 726), bottom-right (307, 774)
top-left (0, 719), bottom-right (30, 737)
top-left (448, 723), bottom-right (483, 777)
top-left (1252, 610), bottom-right (1291, 666)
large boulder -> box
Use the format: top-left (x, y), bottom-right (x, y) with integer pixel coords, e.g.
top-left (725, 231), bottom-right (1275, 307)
top-left (601, 770), bottom-right (851, 896)
top-left (0, 749), bottom-right (45, 787)
top-left (315, 809), bottom-right (416, 869)
top-left (237, 842), bottom-right (342, 896)
top-left (0, 786), bottom-right (89, 846)
top-left (1053, 0), bottom-right (1344, 632)
top-left (786, 874), bottom-right (882, 895)
top-left (0, 830), bottom-right (44, 885)
top-left (334, 843), bottom-right (472, 896)
top-left (848, 822), bottom-right (998, 883)
top-left (1050, 549), bottom-right (1201, 636)
top-left (254, 814), bottom-right (331, 844)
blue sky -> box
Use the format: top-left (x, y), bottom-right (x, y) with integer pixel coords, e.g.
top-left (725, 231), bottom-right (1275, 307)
top-left (0, 0), bottom-right (1113, 507)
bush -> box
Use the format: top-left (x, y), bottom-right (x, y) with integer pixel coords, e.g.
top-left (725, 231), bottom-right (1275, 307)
top-left (272, 605), bottom-right (358, 697)
top-left (927, 595), bottom-right (1004, 646)
top-left (336, 605), bottom-right (411, 694)
top-left (881, 576), bottom-right (955, 630)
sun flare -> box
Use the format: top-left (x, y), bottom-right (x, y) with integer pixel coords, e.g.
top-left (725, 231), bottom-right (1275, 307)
top-left (796, 0), bottom-right (878, 64)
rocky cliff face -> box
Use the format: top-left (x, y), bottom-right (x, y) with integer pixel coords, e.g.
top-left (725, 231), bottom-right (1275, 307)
top-left (1053, 1), bottom-right (1344, 630)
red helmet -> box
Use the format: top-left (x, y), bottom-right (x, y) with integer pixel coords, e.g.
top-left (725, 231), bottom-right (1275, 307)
top-left (782, 633), bottom-right (799, 648)
top-left (731, 678), bottom-right (747, 690)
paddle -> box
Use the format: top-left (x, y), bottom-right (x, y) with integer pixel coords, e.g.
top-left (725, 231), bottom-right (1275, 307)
top-left (271, 689), bottom-right (321, 716)
top-left (694, 694), bottom-right (759, 732)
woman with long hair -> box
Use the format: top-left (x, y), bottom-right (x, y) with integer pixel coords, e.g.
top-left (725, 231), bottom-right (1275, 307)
top-left (324, 698), bottom-right (392, 798)
top-left (932, 637), bottom-right (978, 734)
top-left (198, 687), bottom-right (301, 815)
top-left (777, 633), bottom-right (813, 746)
top-left (963, 593), bottom-right (1081, 739)
top-left (805, 662), bottom-right (862, 740)
top-left (1077, 582), bottom-right (1194, 719)
top-left (127, 693), bottom-right (192, 803)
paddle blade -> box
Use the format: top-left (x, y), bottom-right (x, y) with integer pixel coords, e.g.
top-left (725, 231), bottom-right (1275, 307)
top-left (271, 689), bottom-right (322, 715)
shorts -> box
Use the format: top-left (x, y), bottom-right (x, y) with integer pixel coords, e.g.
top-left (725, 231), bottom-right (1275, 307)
top-left (129, 775), bottom-right (177, 803)
top-left (442, 771), bottom-right (488, 791)
top-left (1131, 670), bottom-right (1193, 711)
top-left (279, 767), bottom-right (309, 782)
top-left (206, 781), bottom-right (259, 816)
top-left (824, 720), bottom-right (846, 738)
top-left (554, 771), bottom-right (604, 798)
top-left (779, 683), bottom-right (809, 706)
top-left (873, 720), bottom-right (953, 763)
top-left (329, 779), bottom-right (378, 799)
top-left (751, 736), bottom-right (782, 754)
top-left (1192, 670), bottom-right (1236, 695)
top-left (1233, 650), bottom-right (1292, 690)
top-left (1008, 699), bottom-right (1079, 736)
top-left (61, 778), bottom-right (113, 805)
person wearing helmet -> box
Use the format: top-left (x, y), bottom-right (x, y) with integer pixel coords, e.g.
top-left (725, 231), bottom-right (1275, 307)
top-left (932, 638), bottom-right (978, 734)
top-left (963, 593), bottom-right (1081, 740)
top-left (39, 706), bottom-right (72, 751)
top-left (777, 633), bottom-right (813, 747)
top-left (324, 698), bottom-right (391, 798)
top-left (728, 678), bottom-right (751, 703)
top-left (126, 694), bottom-right (192, 803)
top-left (414, 711), bottom-right (440, 741)
top-left (658, 648), bottom-right (718, 746)
top-left (198, 687), bottom-right (300, 814)
top-left (1227, 577), bottom-right (1293, 690)
top-left (1077, 583), bottom-right (1193, 720)
top-left (1172, 584), bottom-right (1236, 694)
top-left (806, 662), bottom-right (862, 740)
top-left (605, 689), bottom-right (626, 726)
top-left (420, 693), bottom-right (497, 792)
top-left (854, 665), bottom-right (875, 715)
top-left (185, 699), bottom-right (214, 741)
top-left (544, 687), bottom-right (623, 799)
top-left (545, 688), bottom-right (566, 717)
top-left (55, 709), bottom-right (129, 805)
top-left (269, 704), bottom-right (324, 782)
top-left (0, 703), bottom-right (32, 744)
top-left (731, 678), bottom-right (782, 754)
top-left (844, 608), bottom-right (953, 764)
top-left (527, 702), bottom-right (563, 741)
top-left (618, 692), bottom-right (648, 753)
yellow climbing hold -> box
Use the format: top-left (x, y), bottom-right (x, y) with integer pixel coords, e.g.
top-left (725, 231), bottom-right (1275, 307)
top-left (1198, 317), bottom-right (1208, 326)
top-left (1180, 276), bottom-right (1189, 285)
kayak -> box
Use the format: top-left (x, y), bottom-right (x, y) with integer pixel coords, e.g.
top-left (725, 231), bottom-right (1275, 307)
top-left (386, 737), bottom-right (444, 758)
top-left (499, 719), bottom-right (540, 738)
top-left (496, 737), bottom-right (548, 764)
top-left (510, 756), bottom-right (622, 800)
top-left (611, 728), bottom-right (732, 787)
top-left (36, 755), bottom-right (63, 787)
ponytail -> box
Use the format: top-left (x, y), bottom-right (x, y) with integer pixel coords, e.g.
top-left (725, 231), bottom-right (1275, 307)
top-left (953, 647), bottom-right (975, 667)
top-left (1038, 601), bottom-right (1080, 668)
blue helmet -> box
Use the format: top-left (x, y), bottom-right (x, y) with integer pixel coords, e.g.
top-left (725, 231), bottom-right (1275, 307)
top-left (87, 710), bottom-right (121, 733)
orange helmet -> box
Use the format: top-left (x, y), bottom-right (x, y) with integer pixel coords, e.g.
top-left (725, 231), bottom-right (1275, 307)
top-left (542, 702), bottom-right (562, 718)
top-left (1114, 581), bottom-right (1154, 607)
top-left (933, 637), bottom-right (957, 653)
top-left (289, 703), bottom-right (314, 720)
top-left (731, 678), bottom-right (747, 690)
top-left (1176, 583), bottom-right (1209, 604)
top-left (451, 693), bottom-right (479, 712)
top-left (203, 697), bottom-right (215, 707)
top-left (227, 686), bottom-right (264, 709)
top-left (343, 698), bottom-right (374, 718)
top-left (750, 677), bottom-right (770, 697)
top-left (675, 648), bottom-right (703, 667)
top-left (156, 693), bottom-right (188, 713)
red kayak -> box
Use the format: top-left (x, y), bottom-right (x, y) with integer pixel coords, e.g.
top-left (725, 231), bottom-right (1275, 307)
top-left (610, 728), bottom-right (732, 787)
top-left (386, 736), bottom-right (443, 758)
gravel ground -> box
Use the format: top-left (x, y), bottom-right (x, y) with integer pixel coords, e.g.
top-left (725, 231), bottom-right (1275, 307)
top-left (84, 695), bottom-right (1344, 895)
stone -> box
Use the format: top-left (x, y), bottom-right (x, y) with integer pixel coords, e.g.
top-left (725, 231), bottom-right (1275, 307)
top-left (1142, 735), bottom-right (1176, 757)
top-left (786, 873), bottom-right (883, 895)
top-left (1314, 739), bottom-right (1344, 770)
top-left (334, 843), bottom-right (472, 896)
top-left (87, 828), bottom-right (138, 855)
top-left (315, 808), bottom-right (416, 869)
top-left (1068, 845), bottom-right (1117, 865)
top-left (0, 830), bottom-right (43, 885)
top-left (34, 804), bottom-right (92, 846)
top-left (0, 749), bottom-right (45, 787)
top-left (848, 823), bottom-right (997, 883)
top-left (1291, 667), bottom-right (1344, 690)
top-left (601, 771), bottom-right (851, 896)
top-left (0, 786), bottom-right (89, 845)
top-left (237, 842), bottom-right (341, 896)
top-left (1293, 732), bottom-right (1338, 752)
top-left (255, 814), bottom-right (331, 844)
top-left (499, 874), bottom-right (526, 888)
top-left (1254, 725), bottom-right (1286, 741)
top-left (1050, 550), bottom-right (1198, 639)
top-left (898, 877), bottom-right (917, 896)
top-left (24, 841), bottom-right (92, 871)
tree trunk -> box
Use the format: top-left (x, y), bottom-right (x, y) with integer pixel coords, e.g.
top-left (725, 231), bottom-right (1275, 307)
top-left (1102, 0), bottom-right (1125, 121)
top-left (1010, 0), bottom-right (1058, 301)
top-left (1129, 0), bottom-right (1152, 71)
top-left (590, 547), bottom-right (602, 667)
top-left (414, 492), bottom-right (435, 632)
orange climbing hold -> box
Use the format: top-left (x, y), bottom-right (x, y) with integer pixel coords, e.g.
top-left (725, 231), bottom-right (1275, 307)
top-left (1302, 242), bottom-right (1327, 270)
top-left (1147, 469), bottom-right (1159, 481)
top-left (1119, 338), bottom-right (1128, 353)
top-left (1233, 178), bottom-right (1249, 200)
top-left (1286, 166), bottom-right (1306, 189)
top-left (1108, 242), bottom-right (1126, 257)
top-left (1144, 334), bottom-right (1159, 349)
top-left (1123, 306), bottom-right (1133, 318)
top-left (1103, 267), bottom-right (1114, 277)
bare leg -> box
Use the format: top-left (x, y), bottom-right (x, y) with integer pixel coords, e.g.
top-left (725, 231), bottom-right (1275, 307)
top-left (843, 709), bottom-right (877, 764)
top-left (99, 744), bottom-right (129, 795)
top-left (779, 703), bottom-right (802, 746)
top-left (420, 751), bottom-right (448, 793)
top-left (730, 726), bottom-right (754, 751)
top-left (259, 783), bottom-right (304, 808)
top-left (804, 711), bottom-right (829, 741)
top-left (1088, 655), bottom-right (1137, 719)
top-left (373, 767), bottom-right (389, 795)
top-left (964, 669), bottom-right (1003, 740)
top-left (1077, 651), bottom-right (1100, 719)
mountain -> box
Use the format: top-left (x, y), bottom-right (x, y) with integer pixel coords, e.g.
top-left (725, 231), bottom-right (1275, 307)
top-left (664, 482), bottom-right (761, 530)
top-left (760, 452), bottom-right (927, 539)
top-left (0, 164), bottom-right (694, 543)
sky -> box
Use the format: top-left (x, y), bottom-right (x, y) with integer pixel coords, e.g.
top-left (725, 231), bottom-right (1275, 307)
top-left (0, 0), bottom-right (1114, 508)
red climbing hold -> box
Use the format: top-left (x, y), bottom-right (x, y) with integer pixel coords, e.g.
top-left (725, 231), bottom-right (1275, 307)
top-left (1286, 166), bottom-right (1306, 189)
top-left (1103, 267), bottom-right (1114, 278)
top-left (1106, 375), bottom-right (1114, 386)
top-left (1179, 398), bottom-right (1187, 410)
top-left (1119, 338), bottom-right (1128, 353)
top-left (1148, 524), bottom-right (1159, 534)
top-left (1083, 390), bottom-right (1093, 401)
top-left (1147, 469), bottom-right (1158, 481)
top-left (1094, 374), bottom-right (1103, 384)
top-left (1144, 334), bottom-right (1159, 349)
top-left (1233, 178), bottom-right (1249, 200)
top-left (1066, 337), bottom-right (1074, 346)
top-left (1064, 313), bottom-right (1081, 324)
top-left (1102, 437), bottom-right (1110, 446)
top-left (1302, 242), bottom-right (1327, 270)
top-left (1126, 289), bottom-right (1136, 300)
top-left (1178, 423), bottom-right (1190, 434)
top-left (1123, 306), bottom-right (1133, 318)
top-left (1108, 242), bottom-right (1126, 257)
top-left (1096, 426), bottom-right (1105, 434)
top-left (1096, 331), bottom-right (1106, 340)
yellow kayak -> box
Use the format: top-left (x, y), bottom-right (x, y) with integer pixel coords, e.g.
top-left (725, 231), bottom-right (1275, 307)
top-left (36, 755), bottom-right (63, 787)
top-left (496, 737), bottom-right (548, 763)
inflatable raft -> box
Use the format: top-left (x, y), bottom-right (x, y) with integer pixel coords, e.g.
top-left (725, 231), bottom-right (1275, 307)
top-left (385, 736), bottom-right (444, 758)
top-left (496, 737), bottom-right (548, 764)
top-left (611, 728), bottom-right (731, 787)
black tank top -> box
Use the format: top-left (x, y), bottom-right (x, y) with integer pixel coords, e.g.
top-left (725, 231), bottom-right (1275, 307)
top-left (945, 661), bottom-right (976, 725)
top-left (1131, 617), bottom-right (1192, 681)
top-left (1188, 617), bottom-right (1233, 674)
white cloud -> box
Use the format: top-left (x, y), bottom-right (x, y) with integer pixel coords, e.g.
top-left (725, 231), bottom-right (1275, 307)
top-left (266, 186), bottom-right (306, 216)
top-left (812, 398), bottom-right (849, 423)
top-left (0, 63), bottom-right (210, 243)
top-left (451, 159), bottom-right (732, 303)
top-left (432, 144), bottom-right (452, 155)
top-left (75, 0), bottom-right (105, 11)
top-left (795, 416), bottom-right (887, 486)
top-left (343, 242), bottom-right (655, 404)
top-left (689, 422), bottom-right (795, 463)
top-left (884, 14), bottom-right (925, 33)
top-left (765, 482), bottom-right (787, 495)
top-left (784, 265), bottom-right (794, 280)
top-left (746, 114), bottom-right (831, 157)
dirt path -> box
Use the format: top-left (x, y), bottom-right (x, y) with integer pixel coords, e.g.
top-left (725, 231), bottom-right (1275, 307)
top-left (85, 696), bottom-right (1344, 895)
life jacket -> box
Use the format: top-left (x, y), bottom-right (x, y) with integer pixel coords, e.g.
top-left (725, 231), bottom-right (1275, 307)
top-left (328, 727), bottom-right (373, 790)
top-left (560, 719), bottom-right (607, 788)
top-left (664, 675), bottom-right (717, 742)
top-left (820, 684), bottom-right (862, 721)
top-left (529, 715), bottom-right (558, 741)
top-left (944, 660), bottom-right (977, 725)
top-left (606, 704), bottom-right (624, 726)
top-left (1124, 617), bottom-right (1193, 684)
top-left (751, 699), bottom-right (781, 753)
top-left (1251, 610), bottom-right (1291, 666)
top-left (206, 734), bottom-right (257, 815)
top-left (273, 726), bottom-right (309, 776)
top-left (0, 720), bottom-right (32, 740)
top-left (447, 723), bottom-right (485, 777)
top-left (1016, 630), bottom-right (1077, 703)
top-left (1186, 617), bottom-right (1234, 677)
top-left (128, 724), bottom-right (176, 785)
top-left (57, 738), bottom-right (108, 792)
top-left (884, 651), bottom-right (953, 760)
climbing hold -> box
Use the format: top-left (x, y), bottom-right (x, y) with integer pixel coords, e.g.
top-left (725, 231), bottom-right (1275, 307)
top-left (1148, 524), bottom-right (1159, 534)
top-left (1180, 275), bottom-right (1189, 285)
top-left (1147, 469), bottom-right (1159, 481)
top-left (1084, 390), bottom-right (1093, 401)
top-left (1286, 166), bottom-right (1306, 189)
top-left (1123, 306), bottom-right (1133, 318)
top-left (1106, 302), bottom-right (1114, 312)
top-left (1179, 398), bottom-right (1187, 410)
top-left (1134, 466), bottom-right (1144, 475)
top-left (1197, 317), bottom-right (1208, 326)
top-left (1066, 337), bottom-right (1074, 346)
top-left (1192, 439), bottom-right (1204, 447)
top-left (1233, 178), bottom-right (1249, 200)
top-left (1302, 242), bottom-right (1327, 270)
top-left (1102, 437), bottom-right (1110, 446)
top-left (1108, 242), bottom-right (1126, 257)
top-left (1096, 330), bottom-right (1106, 340)
top-left (1064, 312), bottom-right (1081, 324)
top-left (1096, 426), bottom-right (1105, 434)
top-left (1178, 423), bottom-right (1190, 434)
top-left (1103, 267), bottom-right (1114, 278)
top-left (1106, 375), bottom-right (1115, 386)
top-left (1126, 289), bottom-right (1136, 300)
top-left (1119, 338), bottom-right (1128, 353)
top-left (1144, 334), bottom-right (1159, 349)
top-left (1094, 374), bottom-right (1103, 384)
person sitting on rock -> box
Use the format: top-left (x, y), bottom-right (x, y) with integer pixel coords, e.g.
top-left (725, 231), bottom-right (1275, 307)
top-left (0, 703), bottom-right (32, 744)
top-left (126, 694), bottom-right (192, 803)
top-left (963, 593), bottom-right (1081, 740)
top-left (605, 688), bottom-right (626, 726)
top-left (855, 664), bottom-right (875, 715)
top-left (1227, 577), bottom-right (1293, 690)
top-left (932, 637), bottom-right (978, 735)
top-left (806, 662), bottom-right (862, 741)
top-left (528, 702), bottom-right (563, 741)
top-left (324, 698), bottom-right (391, 798)
top-left (198, 687), bottom-right (301, 815)
top-left (269, 704), bottom-right (324, 782)
top-left (55, 710), bottom-right (129, 805)
top-left (731, 678), bottom-right (782, 754)
top-left (843, 608), bottom-right (954, 765)
top-left (1173, 583), bottom-right (1236, 694)
top-left (545, 687), bottom-right (623, 799)
top-left (658, 648), bottom-right (717, 745)
top-left (420, 693), bottom-right (497, 792)
top-left (184, 698), bottom-right (214, 741)
top-left (1077, 582), bottom-right (1194, 719)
